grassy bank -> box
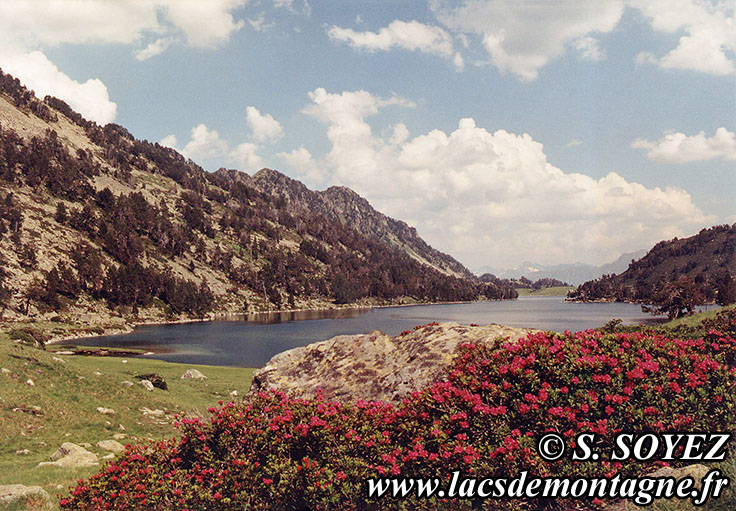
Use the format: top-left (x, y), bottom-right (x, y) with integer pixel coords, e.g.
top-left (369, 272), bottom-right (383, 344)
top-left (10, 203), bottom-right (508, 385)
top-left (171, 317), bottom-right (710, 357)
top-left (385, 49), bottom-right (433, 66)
top-left (657, 304), bottom-right (731, 330)
top-left (603, 304), bottom-right (736, 338)
top-left (0, 333), bottom-right (253, 502)
top-left (515, 285), bottom-right (575, 297)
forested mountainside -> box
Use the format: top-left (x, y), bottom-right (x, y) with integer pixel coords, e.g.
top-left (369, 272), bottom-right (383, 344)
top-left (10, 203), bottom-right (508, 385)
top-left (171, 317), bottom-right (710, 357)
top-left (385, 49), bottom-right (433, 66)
top-left (0, 69), bottom-right (516, 324)
top-left (568, 224), bottom-right (736, 316)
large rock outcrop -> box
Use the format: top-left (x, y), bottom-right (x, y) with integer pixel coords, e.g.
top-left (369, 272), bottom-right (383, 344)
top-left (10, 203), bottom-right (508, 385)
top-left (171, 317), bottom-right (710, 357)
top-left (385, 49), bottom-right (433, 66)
top-left (0, 484), bottom-right (53, 510)
top-left (250, 322), bottom-right (534, 403)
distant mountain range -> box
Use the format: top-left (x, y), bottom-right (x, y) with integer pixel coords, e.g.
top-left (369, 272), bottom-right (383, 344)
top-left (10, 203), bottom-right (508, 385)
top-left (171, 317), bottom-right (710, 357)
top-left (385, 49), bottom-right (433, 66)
top-left (474, 250), bottom-right (647, 286)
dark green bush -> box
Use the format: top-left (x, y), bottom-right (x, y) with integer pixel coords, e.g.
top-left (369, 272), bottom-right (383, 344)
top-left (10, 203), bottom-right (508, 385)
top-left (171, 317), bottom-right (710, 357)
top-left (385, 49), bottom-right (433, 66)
top-left (135, 373), bottom-right (168, 391)
top-left (8, 327), bottom-right (46, 348)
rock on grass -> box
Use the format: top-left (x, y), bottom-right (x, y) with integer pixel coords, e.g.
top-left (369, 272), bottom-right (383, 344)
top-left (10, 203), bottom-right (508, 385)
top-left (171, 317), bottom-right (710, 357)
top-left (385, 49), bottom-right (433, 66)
top-left (0, 484), bottom-right (53, 510)
top-left (181, 369), bottom-right (207, 380)
top-left (38, 442), bottom-right (98, 468)
top-left (96, 440), bottom-right (125, 453)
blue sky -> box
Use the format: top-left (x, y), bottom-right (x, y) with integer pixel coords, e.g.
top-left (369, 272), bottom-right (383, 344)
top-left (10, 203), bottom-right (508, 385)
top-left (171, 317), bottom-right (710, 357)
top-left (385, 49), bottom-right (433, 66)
top-left (0, 0), bottom-right (734, 269)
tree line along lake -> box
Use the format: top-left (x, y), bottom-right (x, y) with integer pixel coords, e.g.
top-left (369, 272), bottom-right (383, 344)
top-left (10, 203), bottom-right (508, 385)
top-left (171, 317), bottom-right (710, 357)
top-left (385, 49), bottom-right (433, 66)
top-left (65, 296), bottom-right (705, 368)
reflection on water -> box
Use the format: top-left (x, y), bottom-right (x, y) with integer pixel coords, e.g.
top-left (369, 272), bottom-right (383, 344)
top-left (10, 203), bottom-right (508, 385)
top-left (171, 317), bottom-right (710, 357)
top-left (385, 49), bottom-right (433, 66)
top-left (71, 297), bottom-right (674, 368)
top-left (221, 308), bottom-right (368, 324)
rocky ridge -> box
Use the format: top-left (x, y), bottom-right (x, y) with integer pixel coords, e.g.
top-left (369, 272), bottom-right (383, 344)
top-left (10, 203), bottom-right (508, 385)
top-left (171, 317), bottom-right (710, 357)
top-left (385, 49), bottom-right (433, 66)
top-left (249, 168), bottom-right (472, 278)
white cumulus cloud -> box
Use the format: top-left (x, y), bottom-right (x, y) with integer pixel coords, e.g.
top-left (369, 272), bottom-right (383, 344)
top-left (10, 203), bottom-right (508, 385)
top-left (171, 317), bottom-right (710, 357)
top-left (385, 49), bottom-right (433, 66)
top-left (632, 127), bottom-right (736, 163)
top-left (297, 87), bottom-right (713, 268)
top-left (0, 49), bottom-right (117, 124)
top-left (631, 0), bottom-right (736, 76)
top-left (328, 20), bottom-right (454, 56)
top-left (135, 38), bottom-right (176, 61)
top-left (431, 0), bottom-right (624, 80)
top-left (163, 124), bottom-right (266, 171)
top-left (278, 146), bottom-right (325, 182)
top-left (163, 0), bottom-right (246, 49)
top-left (230, 142), bottom-right (265, 170)
top-left (0, 0), bottom-right (247, 52)
top-left (0, 0), bottom-right (248, 125)
top-left (158, 134), bottom-right (177, 150)
top-left (0, 1), bottom-right (159, 48)
top-left (427, 0), bottom-right (735, 80)
top-left (179, 124), bottom-right (230, 162)
top-left (161, 107), bottom-right (285, 171)
top-left (328, 20), bottom-right (464, 70)
top-left (246, 106), bottom-right (284, 143)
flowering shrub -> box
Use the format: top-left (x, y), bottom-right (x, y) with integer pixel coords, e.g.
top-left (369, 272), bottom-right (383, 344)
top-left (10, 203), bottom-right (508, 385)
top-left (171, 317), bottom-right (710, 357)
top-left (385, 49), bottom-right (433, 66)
top-left (61, 325), bottom-right (736, 510)
top-left (701, 306), bottom-right (736, 339)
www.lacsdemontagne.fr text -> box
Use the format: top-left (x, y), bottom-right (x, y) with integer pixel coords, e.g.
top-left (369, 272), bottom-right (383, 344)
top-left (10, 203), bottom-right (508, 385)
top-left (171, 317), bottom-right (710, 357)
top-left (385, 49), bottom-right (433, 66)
top-left (366, 469), bottom-right (730, 506)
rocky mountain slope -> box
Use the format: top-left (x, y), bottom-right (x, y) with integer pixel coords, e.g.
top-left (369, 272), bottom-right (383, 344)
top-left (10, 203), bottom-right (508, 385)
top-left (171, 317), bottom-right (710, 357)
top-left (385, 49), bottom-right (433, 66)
top-left (251, 168), bottom-right (472, 278)
top-left (0, 68), bottom-right (514, 330)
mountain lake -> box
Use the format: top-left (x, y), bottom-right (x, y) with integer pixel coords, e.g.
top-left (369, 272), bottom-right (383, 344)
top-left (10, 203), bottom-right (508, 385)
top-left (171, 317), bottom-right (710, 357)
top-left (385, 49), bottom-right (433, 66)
top-left (66, 296), bottom-right (716, 367)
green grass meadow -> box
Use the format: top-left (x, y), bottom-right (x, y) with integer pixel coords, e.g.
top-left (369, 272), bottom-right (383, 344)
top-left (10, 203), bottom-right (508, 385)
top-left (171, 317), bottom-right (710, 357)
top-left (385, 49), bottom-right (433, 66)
top-left (515, 286), bottom-right (575, 297)
top-left (0, 332), bottom-right (253, 503)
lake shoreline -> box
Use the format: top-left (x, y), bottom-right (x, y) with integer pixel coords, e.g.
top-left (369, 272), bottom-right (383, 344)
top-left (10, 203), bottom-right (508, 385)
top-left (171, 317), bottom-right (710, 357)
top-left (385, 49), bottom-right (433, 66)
top-left (44, 297), bottom-right (501, 346)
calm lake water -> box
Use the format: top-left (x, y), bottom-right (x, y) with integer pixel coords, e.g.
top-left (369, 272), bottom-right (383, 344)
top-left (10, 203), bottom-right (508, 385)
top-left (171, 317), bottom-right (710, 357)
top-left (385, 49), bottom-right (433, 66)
top-left (71, 296), bottom-right (676, 368)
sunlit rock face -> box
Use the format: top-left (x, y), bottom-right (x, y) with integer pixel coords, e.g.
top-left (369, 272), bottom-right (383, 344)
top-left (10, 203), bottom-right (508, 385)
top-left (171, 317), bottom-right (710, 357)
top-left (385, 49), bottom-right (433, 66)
top-left (250, 322), bottom-right (534, 403)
